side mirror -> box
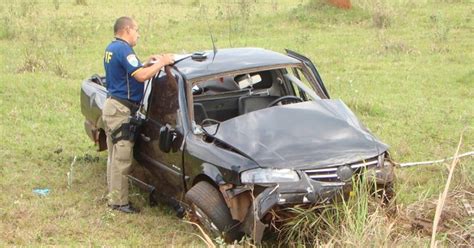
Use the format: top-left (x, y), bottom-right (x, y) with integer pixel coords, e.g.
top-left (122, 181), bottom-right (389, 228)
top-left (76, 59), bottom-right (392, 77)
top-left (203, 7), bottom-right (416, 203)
top-left (159, 124), bottom-right (175, 153)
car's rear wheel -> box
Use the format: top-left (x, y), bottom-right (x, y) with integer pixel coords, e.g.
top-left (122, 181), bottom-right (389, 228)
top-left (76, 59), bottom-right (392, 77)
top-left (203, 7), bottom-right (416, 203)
top-left (185, 181), bottom-right (241, 242)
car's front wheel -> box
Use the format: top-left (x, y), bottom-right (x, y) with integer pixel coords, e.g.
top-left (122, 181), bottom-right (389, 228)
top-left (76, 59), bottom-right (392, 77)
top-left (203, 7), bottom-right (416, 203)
top-left (376, 182), bottom-right (396, 205)
top-left (185, 181), bottom-right (241, 242)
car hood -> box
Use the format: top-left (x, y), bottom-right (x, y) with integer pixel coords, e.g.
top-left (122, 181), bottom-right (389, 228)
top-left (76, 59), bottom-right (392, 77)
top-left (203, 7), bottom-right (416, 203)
top-left (208, 100), bottom-right (388, 169)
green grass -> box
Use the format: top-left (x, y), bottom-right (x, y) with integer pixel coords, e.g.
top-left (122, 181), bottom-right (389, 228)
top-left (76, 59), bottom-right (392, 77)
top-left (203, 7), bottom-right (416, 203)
top-left (0, 0), bottom-right (473, 246)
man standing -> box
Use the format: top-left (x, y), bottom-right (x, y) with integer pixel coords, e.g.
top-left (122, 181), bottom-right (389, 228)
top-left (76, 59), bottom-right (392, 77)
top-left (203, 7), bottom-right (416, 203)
top-left (103, 16), bottom-right (174, 213)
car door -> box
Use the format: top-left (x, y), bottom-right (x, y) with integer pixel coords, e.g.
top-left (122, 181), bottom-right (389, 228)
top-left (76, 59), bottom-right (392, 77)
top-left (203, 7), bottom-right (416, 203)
top-left (285, 49), bottom-right (331, 99)
top-left (134, 68), bottom-right (185, 201)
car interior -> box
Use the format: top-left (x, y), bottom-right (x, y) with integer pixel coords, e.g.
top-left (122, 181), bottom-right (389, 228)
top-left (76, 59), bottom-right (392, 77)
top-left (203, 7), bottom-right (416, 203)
top-left (192, 69), bottom-right (307, 125)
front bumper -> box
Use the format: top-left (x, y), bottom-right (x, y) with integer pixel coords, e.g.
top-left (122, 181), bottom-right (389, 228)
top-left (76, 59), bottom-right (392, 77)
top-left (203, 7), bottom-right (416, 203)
top-left (240, 161), bottom-right (395, 242)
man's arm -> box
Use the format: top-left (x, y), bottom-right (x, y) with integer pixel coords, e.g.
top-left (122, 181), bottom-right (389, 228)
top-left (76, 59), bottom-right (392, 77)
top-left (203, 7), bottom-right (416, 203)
top-left (132, 54), bottom-right (174, 82)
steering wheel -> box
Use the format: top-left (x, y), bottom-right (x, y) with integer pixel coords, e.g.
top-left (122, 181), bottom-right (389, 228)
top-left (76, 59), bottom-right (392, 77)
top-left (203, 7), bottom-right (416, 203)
top-left (267, 95), bottom-right (303, 107)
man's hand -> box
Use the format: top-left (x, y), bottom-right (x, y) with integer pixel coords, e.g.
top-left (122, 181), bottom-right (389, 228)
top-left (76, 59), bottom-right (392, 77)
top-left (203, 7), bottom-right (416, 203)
top-left (134, 54), bottom-right (176, 82)
top-left (144, 55), bottom-right (160, 67)
top-left (144, 54), bottom-right (175, 67)
top-left (160, 54), bottom-right (175, 66)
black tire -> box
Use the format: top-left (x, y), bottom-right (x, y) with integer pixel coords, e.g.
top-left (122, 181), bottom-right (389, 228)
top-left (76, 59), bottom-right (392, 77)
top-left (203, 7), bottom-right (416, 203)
top-left (185, 181), bottom-right (241, 242)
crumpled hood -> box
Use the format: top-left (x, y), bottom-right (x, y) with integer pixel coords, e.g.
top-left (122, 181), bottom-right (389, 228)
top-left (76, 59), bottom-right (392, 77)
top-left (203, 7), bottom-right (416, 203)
top-left (210, 100), bottom-right (388, 169)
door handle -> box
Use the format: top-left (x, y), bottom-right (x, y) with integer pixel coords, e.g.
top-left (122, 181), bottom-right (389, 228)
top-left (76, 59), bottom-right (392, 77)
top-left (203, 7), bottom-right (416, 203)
top-left (140, 133), bottom-right (151, 142)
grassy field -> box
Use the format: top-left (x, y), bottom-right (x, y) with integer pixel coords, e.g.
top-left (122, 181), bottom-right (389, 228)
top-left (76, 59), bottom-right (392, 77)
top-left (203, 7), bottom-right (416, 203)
top-left (0, 0), bottom-right (472, 246)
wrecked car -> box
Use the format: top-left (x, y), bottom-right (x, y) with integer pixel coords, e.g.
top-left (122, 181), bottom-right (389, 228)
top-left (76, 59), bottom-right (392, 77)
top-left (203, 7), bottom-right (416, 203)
top-left (80, 48), bottom-right (395, 242)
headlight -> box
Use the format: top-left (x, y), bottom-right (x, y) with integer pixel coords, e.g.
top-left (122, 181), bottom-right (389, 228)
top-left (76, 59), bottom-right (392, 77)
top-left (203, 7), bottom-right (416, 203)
top-left (240, 168), bottom-right (300, 184)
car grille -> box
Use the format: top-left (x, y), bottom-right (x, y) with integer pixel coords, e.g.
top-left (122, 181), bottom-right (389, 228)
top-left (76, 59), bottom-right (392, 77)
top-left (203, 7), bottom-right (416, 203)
top-left (303, 156), bottom-right (380, 184)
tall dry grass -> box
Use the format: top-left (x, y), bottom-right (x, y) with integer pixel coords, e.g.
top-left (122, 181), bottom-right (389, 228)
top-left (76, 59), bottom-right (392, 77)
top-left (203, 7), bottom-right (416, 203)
top-left (278, 174), bottom-right (399, 247)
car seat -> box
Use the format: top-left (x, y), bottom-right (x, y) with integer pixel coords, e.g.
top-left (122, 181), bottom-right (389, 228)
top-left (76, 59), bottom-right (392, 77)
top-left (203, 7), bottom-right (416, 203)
top-left (238, 95), bottom-right (279, 115)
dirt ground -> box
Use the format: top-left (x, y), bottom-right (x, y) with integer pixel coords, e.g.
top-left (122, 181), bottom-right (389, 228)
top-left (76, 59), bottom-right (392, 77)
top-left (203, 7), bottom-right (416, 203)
top-left (401, 186), bottom-right (473, 247)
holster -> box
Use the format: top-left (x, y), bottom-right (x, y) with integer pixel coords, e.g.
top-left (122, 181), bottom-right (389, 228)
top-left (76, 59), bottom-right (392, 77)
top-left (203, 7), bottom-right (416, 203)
top-left (108, 96), bottom-right (143, 144)
top-left (111, 116), bottom-right (144, 144)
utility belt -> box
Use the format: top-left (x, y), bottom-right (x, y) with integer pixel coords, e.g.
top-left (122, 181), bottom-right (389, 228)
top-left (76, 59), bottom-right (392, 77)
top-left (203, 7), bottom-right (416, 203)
top-left (108, 96), bottom-right (144, 144)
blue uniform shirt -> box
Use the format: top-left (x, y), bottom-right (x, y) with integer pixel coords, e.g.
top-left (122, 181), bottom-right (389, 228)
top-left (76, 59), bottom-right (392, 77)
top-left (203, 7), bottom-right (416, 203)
top-left (104, 38), bottom-right (144, 103)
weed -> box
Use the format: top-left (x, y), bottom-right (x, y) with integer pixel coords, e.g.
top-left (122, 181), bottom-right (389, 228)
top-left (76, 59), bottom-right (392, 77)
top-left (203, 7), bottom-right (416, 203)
top-left (17, 52), bottom-right (47, 73)
top-left (278, 173), bottom-right (395, 246)
top-left (238, 0), bottom-right (254, 18)
top-left (271, 0), bottom-right (278, 11)
top-left (0, 17), bottom-right (15, 40)
top-left (53, 0), bottom-right (60, 10)
top-left (382, 40), bottom-right (413, 54)
top-left (295, 33), bottom-right (311, 50)
top-left (215, 1), bottom-right (255, 47)
top-left (190, 0), bottom-right (201, 7)
top-left (53, 63), bottom-right (68, 78)
top-left (371, 0), bottom-right (391, 28)
top-left (308, 0), bottom-right (328, 9)
top-left (376, 33), bottom-right (418, 55)
top-left (430, 12), bottom-right (451, 53)
top-left (19, 0), bottom-right (37, 17)
top-left (51, 48), bottom-right (70, 78)
top-left (75, 0), bottom-right (87, 6)
top-left (101, 208), bottom-right (116, 224)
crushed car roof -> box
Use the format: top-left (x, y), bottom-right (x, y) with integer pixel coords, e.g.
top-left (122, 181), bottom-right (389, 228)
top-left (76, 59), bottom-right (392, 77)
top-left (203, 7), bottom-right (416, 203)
top-left (174, 48), bottom-right (301, 81)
